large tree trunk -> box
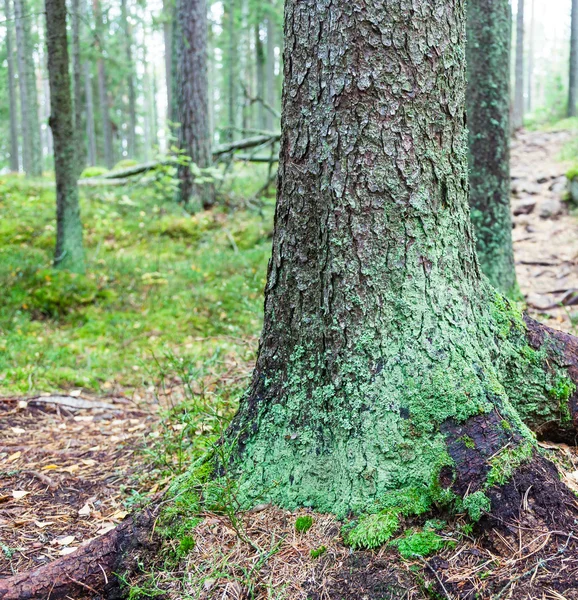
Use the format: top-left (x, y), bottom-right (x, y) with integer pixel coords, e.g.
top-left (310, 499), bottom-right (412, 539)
top-left (121, 0), bottom-right (137, 158)
top-left (226, 0), bottom-right (578, 528)
top-left (512, 0), bottom-right (525, 129)
top-left (4, 0), bottom-right (19, 172)
top-left (569, 0), bottom-right (578, 117)
top-left (45, 0), bottom-right (85, 274)
top-left (467, 0), bottom-right (517, 297)
top-left (93, 0), bottom-right (114, 169)
top-left (14, 0), bottom-right (42, 176)
top-left (174, 0), bottom-right (214, 209)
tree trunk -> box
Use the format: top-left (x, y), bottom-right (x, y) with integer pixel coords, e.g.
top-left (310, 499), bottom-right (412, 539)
top-left (526, 0), bottom-right (534, 112)
top-left (14, 0), bottom-right (42, 176)
top-left (163, 0), bottom-right (173, 128)
top-left (226, 0), bottom-right (236, 141)
top-left (569, 0), bottom-right (578, 117)
top-left (4, 0), bottom-right (19, 172)
top-left (174, 0), bottom-right (214, 209)
top-left (513, 0), bottom-right (525, 129)
top-left (71, 0), bottom-right (86, 175)
top-left (93, 0), bottom-right (114, 169)
top-left (84, 62), bottom-right (97, 166)
top-left (467, 0), bottom-right (517, 297)
top-left (45, 0), bottom-right (85, 274)
top-left (265, 12), bottom-right (275, 131)
top-left (225, 0), bottom-right (578, 531)
top-left (121, 0), bottom-right (137, 158)
top-left (255, 20), bottom-right (266, 130)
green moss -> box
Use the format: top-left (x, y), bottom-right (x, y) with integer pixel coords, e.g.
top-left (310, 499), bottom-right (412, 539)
top-left (486, 441), bottom-right (534, 487)
top-left (343, 510), bottom-right (400, 549)
top-left (176, 535), bottom-right (196, 557)
top-left (462, 491), bottom-right (491, 521)
top-left (458, 435), bottom-right (476, 449)
top-left (566, 165), bottom-right (578, 180)
top-left (390, 529), bottom-right (450, 559)
top-left (500, 420), bottom-right (511, 431)
top-left (80, 165), bottom-right (109, 178)
top-left (310, 545), bottom-right (326, 558)
top-left (295, 515), bottom-right (314, 533)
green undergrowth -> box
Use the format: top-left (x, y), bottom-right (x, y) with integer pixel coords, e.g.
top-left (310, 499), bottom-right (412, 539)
top-left (0, 171), bottom-right (273, 393)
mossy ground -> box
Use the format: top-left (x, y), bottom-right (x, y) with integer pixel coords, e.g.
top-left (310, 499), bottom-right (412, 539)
top-left (0, 168), bottom-right (273, 395)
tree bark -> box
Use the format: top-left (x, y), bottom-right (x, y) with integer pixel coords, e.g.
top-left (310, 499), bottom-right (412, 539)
top-left (83, 0), bottom-right (96, 166)
top-left (163, 0), bottom-right (173, 128)
top-left (45, 0), bottom-right (85, 274)
top-left (226, 0), bottom-right (237, 141)
top-left (14, 0), bottom-right (42, 176)
top-left (526, 0), bottom-right (534, 112)
top-left (569, 0), bottom-right (578, 117)
top-left (467, 0), bottom-right (517, 297)
top-left (4, 0), bottom-right (19, 172)
top-left (93, 0), bottom-right (114, 169)
top-left (255, 19), bottom-right (266, 130)
top-left (225, 0), bottom-right (578, 525)
top-left (174, 0), bottom-right (214, 209)
top-left (513, 0), bottom-right (525, 129)
top-left (121, 0), bottom-right (137, 158)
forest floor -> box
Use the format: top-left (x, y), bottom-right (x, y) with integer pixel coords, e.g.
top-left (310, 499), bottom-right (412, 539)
top-left (2, 129), bottom-right (578, 598)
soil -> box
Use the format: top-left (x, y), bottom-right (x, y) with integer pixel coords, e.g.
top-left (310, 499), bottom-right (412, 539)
top-left (2, 129), bottom-right (578, 598)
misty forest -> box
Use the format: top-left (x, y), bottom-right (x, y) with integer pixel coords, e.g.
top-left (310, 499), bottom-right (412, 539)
top-left (3, 0), bottom-right (578, 598)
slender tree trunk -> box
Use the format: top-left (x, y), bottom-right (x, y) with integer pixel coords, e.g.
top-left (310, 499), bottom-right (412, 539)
top-left (4, 0), bottom-right (20, 172)
top-left (513, 0), bottom-right (525, 129)
top-left (225, 0), bottom-right (578, 536)
top-left (121, 0), bottom-right (137, 158)
top-left (569, 0), bottom-right (578, 117)
top-left (14, 0), bottom-right (42, 176)
top-left (526, 0), bottom-right (534, 112)
top-left (71, 0), bottom-right (86, 174)
top-left (45, 0), bottom-right (85, 274)
top-left (255, 21), bottom-right (266, 130)
top-left (84, 63), bottom-right (97, 166)
top-left (93, 0), bottom-right (113, 168)
top-left (226, 0), bottom-right (236, 141)
top-left (467, 0), bottom-right (517, 297)
top-left (265, 13), bottom-right (275, 131)
top-left (163, 0), bottom-right (173, 127)
top-left (174, 0), bottom-right (214, 209)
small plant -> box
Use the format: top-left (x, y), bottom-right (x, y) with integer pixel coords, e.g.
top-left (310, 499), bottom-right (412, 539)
top-left (310, 545), bottom-right (326, 559)
top-left (177, 535), bottom-right (195, 557)
top-left (295, 515), bottom-right (313, 533)
top-left (390, 528), bottom-right (451, 559)
top-left (462, 491), bottom-right (491, 521)
top-left (343, 510), bottom-right (400, 549)
top-left (486, 441), bottom-right (534, 486)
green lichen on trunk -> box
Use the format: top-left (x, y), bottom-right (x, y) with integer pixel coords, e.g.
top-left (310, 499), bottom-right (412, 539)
top-left (466, 0), bottom-right (518, 297)
top-left (220, 0), bottom-right (541, 518)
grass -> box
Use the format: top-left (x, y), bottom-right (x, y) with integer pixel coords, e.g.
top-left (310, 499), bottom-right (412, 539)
top-left (0, 166), bottom-right (274, 395)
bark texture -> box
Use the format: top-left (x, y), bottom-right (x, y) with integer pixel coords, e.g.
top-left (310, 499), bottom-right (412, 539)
top-left (513, 0), bottom-right (525, 129)
top-left (121, 0), bottom-right (137, 158)
top-left (226, 0), bottom-right (578, 519)
top-left (174, 0), bottom-right (214, 209)
top-left (466, 0), bottom-right (517, 296)
top-left (570, 0), bottom-right (578, 117)
top-left (4, 0), bottom-right (19, 172)
top-left (14, 0), bottom-right (42, 176)
top-left (45, 0), bottom-right (85, 274)
top-left (71, 0), bottom-right (86, 175)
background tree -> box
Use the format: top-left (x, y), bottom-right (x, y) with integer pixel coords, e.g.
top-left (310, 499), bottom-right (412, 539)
top-left (513, 0), bottom-right (525, 129)
top-left (4, 0), bottom-right (19, 172)
top-left (174, 0), bottom-right (214, 209)
top-left (467, 0), bottom-right (518, 297)
top-left (121, 0), bottom-right (137, 158)
top-left (14, 0), bottom-right (42, 176)
top-left (569, 0), bottom-right (578, 116)
top-left (45, 0), bottom-right (85, 273)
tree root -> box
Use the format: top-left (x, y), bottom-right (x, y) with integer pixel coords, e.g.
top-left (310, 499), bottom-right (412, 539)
top-left (0, 509), bottom-right (157, 600)
top-left (522, 315), bottom-right (578, 442)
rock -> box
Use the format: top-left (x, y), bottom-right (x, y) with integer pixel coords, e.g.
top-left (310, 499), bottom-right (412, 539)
top-left (513, 199), bottom-right (536, 216)
top-left (522, 182), bottom-right (541, 195)
top-left (536, 175), bottom-right (551, 184)
top-left (539, 198), bottom-right (563, 218)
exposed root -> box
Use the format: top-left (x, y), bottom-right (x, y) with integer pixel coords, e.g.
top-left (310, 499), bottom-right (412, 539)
top-left (0, 509), bottom-right (157, 600)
